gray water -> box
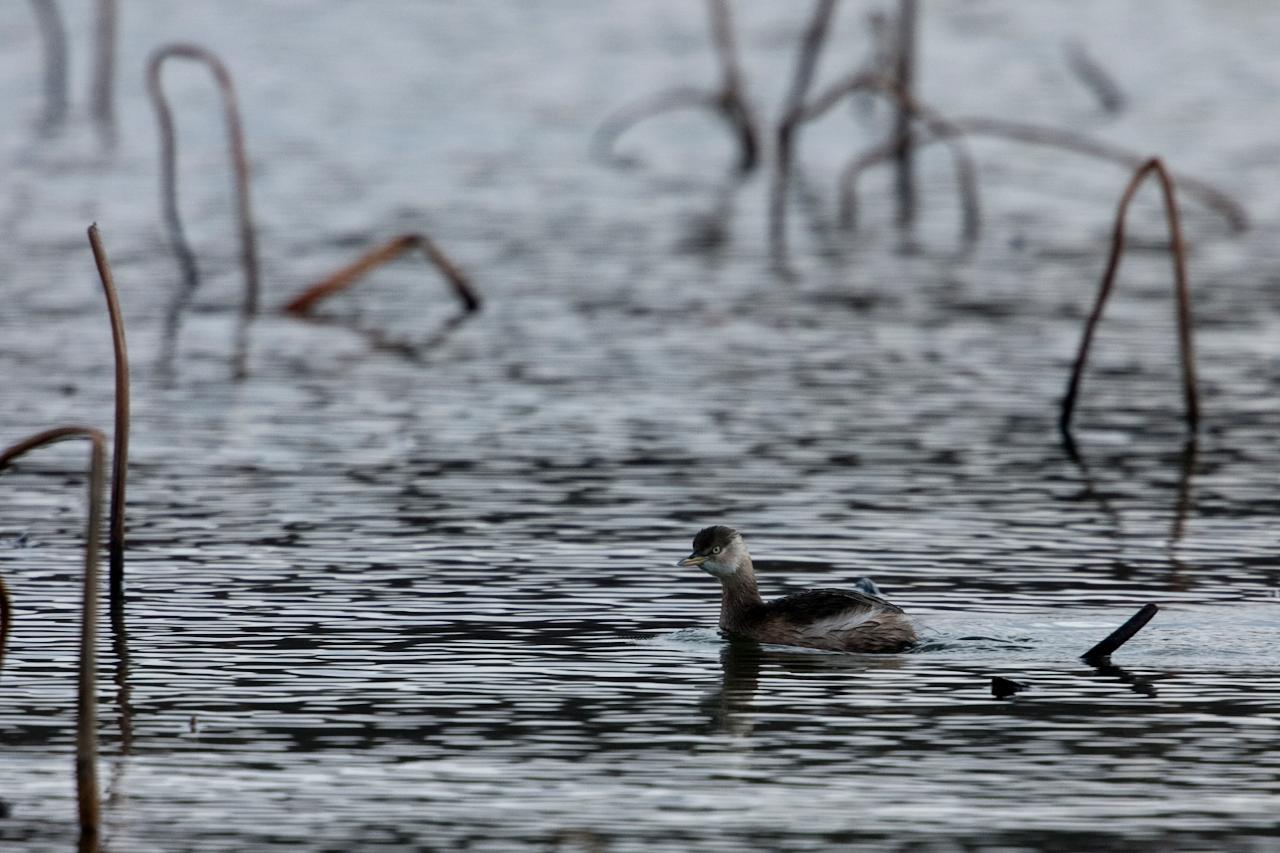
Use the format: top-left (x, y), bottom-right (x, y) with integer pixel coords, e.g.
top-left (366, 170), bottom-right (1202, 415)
top-left (2, 2), bottom-right (1280, 850)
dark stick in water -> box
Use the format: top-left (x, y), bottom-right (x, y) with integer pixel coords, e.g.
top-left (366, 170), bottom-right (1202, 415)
top-left (88, 224), bottom-right (130, 604)
top-left (0, 427), bottom-right (107, 848)
top-left (147, 43), bottom-right (260, 378)
top-left (1060, 158), bottom-right (1198, 435)
top-left (1082, 603), bottom-right (1159, 664)
top-left (769, 0), bottom-right (839, 269)
top-left (90, 0), bottom-right (118, 143)
top-left (28, 0), bottom-right (69, 135)
top-left (593, 0), bottom-right (759, 173)
top-left (891, 0), bottom-right (917, 229)
top-left (283, 233), bottom-right (481, 316)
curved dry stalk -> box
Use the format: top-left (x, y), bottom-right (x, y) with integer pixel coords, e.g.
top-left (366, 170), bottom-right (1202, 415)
top-left (0, 426), bottom-right (106, 846)
top-left (283, 233), bottom-right (481, 316)
top-left (28, 0), bottom-right (69, 135)
top-left (594, 0), bottom-right (759, 173)
top-left (87, 224), bottom-right (129, 601)
top-left (146, 43), bottom-right (261, 334)
top-left (90, 0), bottom-right (118, 143)
top-left (839, 116), bottom-right (1248, 234)
top-left (1060, 158), bottom-right (1199, 435)
top-left (769, 0), bottom-right (840, 267)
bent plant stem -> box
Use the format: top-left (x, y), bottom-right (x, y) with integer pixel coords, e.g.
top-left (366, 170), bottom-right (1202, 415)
top-left (147, 44), bottom-right (260, 376)
top-left (0, 427), bottom-right (106, 846)
top-left (892, 0), bottom-right (918, 229)
top-left (840, 116), bottom-right (1248, 234)
top-left (1082, 603), bottom-right (1159, 664)
top-left (283, 233), bottom-right (481, 316)
top-left (88, 224), bottom-right (129, 604)
top-left (1060, 158), bottom-right (1199, 436)
top-left (593, 0), bottom-right (759, 172)
top-left (770, 0), bottom-right (839, 268)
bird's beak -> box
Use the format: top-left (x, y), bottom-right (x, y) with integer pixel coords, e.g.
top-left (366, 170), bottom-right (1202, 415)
top-left (678, 553), bottom-right (706, 567)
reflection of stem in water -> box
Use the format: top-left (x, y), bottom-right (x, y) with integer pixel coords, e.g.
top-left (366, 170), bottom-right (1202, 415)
top-left (0, 576), bottom-right (10, 678)
top-left (90, 0), bottom-right (118, 143)
top-left (0, 427), bottom-right (108, 848)
top-left (284, 233), bottom-right (480, 316)
top-left (147, 44), bottom-right (260, 379)
top-left (28, 0), bottom-right (69, 135)
top-left (88, 225), bottom-right (130, 604)
top-left (676, 172), bottom-right (750, 255)
top-left (1167, 439), bottom-right (1197, 590)
top-left (769, 0), bottom-right (837, 271)
top-left (109, 593), bottom-right (134, 755)
top-left (1060, 158), bottom-right (1199, 436)
top-left (593, 0), bottom-right (760, 173)
top-left (1089, 660), bottom-right (1158, 698)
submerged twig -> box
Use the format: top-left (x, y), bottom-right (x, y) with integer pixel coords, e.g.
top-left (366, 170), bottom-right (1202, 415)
top-left (147, 43), bottom-right (260, 377)
top-left (87, 225), bottom-right (129, 602)
top-left (28, 0), bottom-right (69, 135)
top-left (769, 0), bottom-right (839, 268)
top-left (839, 116), bottom-right (1247, 234)
top-left (1082, 603), bottom-right (1159, 664)
top-left (1060, 158), bottom-right (1199, 436)
top-left (90, 0), bottom-right (118, 143)
top-left (594, 0), bottom-right (759, 173)
top-left (283, 233), bottom-right (481, 316)
top-left (0, 427), bottom-right (107, 847)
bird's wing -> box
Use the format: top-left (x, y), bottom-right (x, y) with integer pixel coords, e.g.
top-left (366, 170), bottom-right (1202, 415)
top-left (761, 588), bottom-right (904, 623)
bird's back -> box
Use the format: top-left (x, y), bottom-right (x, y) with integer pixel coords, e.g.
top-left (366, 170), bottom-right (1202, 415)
top-left (733, 587), bottom-right (917, 653)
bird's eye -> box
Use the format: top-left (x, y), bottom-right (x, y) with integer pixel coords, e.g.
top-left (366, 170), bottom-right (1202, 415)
top-left (712, 546), bottom-right (722, 555)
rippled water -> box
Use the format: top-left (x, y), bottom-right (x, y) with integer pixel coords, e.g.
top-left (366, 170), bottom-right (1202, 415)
top-left (3, 1), bottom-right (1280, 850)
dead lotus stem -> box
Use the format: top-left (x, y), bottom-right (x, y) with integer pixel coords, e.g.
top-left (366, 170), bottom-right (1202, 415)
top-left (29, 0), bottom-right (69, 134)
top-left (0, 426), bottom-right (106, 845)
top-left (90, 0), bottom-right (118, 142)
top-left (593, 0), bottom-right (759, 173)
top-left (769, 0), bottom-right (839, 266)
top-left (891, 0), bottom-right (918, 228)
top-left (1060, 158), bottom-right (1199, 435)
top-left (88, 224), bottom-right (129, 601)
top-left (839, 116), bottom-right (1248, 234)
top-left (283, 233), bottom-right (481, 316)
top-left (147, 43), bottom-right (261, 322)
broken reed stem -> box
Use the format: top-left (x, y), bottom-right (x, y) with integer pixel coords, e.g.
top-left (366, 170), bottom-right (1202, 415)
top-left (1082, 603), bottom-right (1159, 664)
top-left (839, 116), bottom-right (1247, 234)
top-left (592, 0), bottom-right (759, 173)
top-left (29, 0), bottom-right (69, 134)
top-left (0, 426), bottom-right (106, 845)
top-left (147, 44), bottom-right (261, 325)
top-left (283, 233), bottom-right (481, 316)
top-left (1060, 158), bottom-right (1199, 436)
top-left (892, 0), bottom-right (918, 229)
top-left (770, 0), bottom-right (839, 267)
top-left (87, 224), bottom-right (129, 602)
top-left (90, 0), bottom-right (118, 142)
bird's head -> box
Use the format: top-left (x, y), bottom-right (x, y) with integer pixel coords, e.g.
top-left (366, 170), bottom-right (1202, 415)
top-left (677, 525), bottom-right (750, 579)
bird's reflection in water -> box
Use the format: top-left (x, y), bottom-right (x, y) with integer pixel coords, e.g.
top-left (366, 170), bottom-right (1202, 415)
top-left (701, 639), bottom-right (904, 736)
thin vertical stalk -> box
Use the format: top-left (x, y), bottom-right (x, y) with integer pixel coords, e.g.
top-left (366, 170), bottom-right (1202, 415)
top-left (0, 427), bottom-right (106, 846)
top-left (28, 0), bottom-right (69, 134)
top-left (1060, 158), bottom-right (1199, 435)
top-left (87, 224), bottom-right (129, 603)
top-left (90, 0), bottom-right (118, 143)
top-left (147, 44), bottom-right (260, 375)
top-left (892, 0), bottom-right (917, 229)
top-left (770, 0), bottom-right (838, 268)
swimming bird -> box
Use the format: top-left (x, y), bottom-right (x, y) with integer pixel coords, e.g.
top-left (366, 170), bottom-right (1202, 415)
top-left (677, 525), bottom-right (917, 653)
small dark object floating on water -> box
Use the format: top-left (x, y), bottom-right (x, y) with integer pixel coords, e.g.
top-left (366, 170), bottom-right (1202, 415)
top-left (678, 526), bottom-right (917, 653)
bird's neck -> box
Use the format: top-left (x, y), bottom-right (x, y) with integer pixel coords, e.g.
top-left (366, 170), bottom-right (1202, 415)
top-left (718, 558), bottom-right (762, 631)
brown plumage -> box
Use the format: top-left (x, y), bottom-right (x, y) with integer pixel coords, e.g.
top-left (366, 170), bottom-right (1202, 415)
top-left (678, 525), bottom-right (917, 653)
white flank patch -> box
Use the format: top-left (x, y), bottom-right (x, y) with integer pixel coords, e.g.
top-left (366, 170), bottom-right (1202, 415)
top-left (798, 608), bottom-right (880, 637)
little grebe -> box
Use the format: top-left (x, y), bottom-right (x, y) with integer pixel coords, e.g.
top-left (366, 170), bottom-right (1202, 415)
top-left (678, 525), bottom-right (917, 653)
